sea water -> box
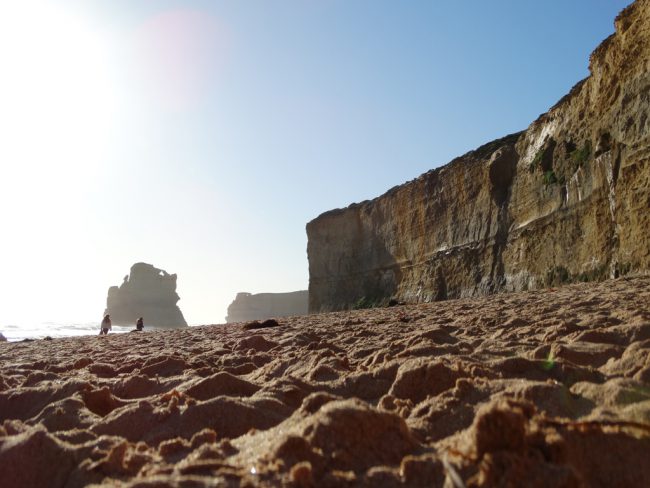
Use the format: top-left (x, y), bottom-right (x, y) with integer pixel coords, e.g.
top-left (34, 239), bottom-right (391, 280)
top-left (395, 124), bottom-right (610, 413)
top-left (0, 322), bottom-right (192, 342)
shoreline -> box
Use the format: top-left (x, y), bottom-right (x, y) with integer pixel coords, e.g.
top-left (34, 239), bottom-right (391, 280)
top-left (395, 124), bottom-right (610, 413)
top-left (0, 323), bottom-right (200, 343)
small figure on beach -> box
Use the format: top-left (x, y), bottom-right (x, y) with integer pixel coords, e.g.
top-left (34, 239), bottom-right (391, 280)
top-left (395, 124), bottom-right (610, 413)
top-left (100, 314), bottom-right (111, 335)
top-left (136, 317), bottom-right (144, 331)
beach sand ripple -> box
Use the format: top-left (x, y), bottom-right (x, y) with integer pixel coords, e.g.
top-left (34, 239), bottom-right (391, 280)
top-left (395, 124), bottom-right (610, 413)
top-left (1, 276), bottom-right (650, 486)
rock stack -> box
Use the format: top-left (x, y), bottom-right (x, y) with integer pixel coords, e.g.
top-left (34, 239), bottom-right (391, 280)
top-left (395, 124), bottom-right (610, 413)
top-left (105, 262), bottom-right (187, 327)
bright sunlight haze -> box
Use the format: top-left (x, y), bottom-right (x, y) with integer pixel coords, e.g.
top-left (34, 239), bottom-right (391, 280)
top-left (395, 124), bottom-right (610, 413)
top-left (0, 0), bottom-right (631, 326)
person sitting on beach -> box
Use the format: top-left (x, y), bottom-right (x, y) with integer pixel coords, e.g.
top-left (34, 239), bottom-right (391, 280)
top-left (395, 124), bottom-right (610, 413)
top-left (136, 317), bottom-right (144, 331)
top-left (100, 314), bottom-right (111, 335)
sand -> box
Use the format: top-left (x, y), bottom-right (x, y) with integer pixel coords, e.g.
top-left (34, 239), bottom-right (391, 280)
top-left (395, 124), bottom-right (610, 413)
top-left (1, 276), bottom-right (650, 487)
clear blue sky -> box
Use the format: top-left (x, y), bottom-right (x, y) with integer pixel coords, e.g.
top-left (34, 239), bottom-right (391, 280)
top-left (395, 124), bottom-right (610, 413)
top-left (0, 0), bottom-right (632, 325)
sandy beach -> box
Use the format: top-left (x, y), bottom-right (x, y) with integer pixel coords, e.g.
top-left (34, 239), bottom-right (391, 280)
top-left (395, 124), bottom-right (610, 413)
top-left (1, 275), bottom-right (650, 487)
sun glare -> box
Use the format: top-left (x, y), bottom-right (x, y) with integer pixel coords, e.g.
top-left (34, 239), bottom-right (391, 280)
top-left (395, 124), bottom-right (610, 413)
top-left (0, 2), bottom-right (119, 322)
top-left (0, 2), bottom-right (117, 197)
top-left (132, 9), bottom-right (227, 111)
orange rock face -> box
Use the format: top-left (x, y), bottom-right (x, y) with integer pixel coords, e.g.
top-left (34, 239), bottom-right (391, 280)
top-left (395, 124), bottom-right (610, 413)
top-left (1, 276), bottom-right (650, 486)
top-left (307, 0), bottom-right (650, 312)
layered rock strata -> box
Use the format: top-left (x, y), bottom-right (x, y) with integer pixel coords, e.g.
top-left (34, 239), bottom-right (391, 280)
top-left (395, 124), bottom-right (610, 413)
top-left (307, 0), bottom-right (650, 312)
top-left (106, 263), bottom-right (187, 327)
top-left (225, 291), bottom-right (309, 323)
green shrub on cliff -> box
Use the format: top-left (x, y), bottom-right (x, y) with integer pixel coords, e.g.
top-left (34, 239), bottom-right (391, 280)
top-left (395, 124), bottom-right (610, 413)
top-left (546, 266), bottom-right (570, 286)
top-left (576, 264), bottom-right (608, 283)
top-left (353, 296), bottom-right (379, 310)
top-left (570, 141), bottom-right (591, 170)
top-left (529, 148), bottom-right (545, 173)
top-left (543, 170), bottom-right (558, 186)
top-left (617, 262), bottom-right (632, 277)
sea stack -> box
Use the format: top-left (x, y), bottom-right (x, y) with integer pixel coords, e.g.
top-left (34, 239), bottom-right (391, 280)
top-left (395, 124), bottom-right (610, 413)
top-left (105, 262), bottom-right (187, 327)
top-left (225, 290), bottom-right (309, 322)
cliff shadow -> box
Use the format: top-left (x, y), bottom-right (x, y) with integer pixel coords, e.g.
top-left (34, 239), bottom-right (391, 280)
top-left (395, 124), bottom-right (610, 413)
top-left (350, 237), bottom-right (403, 309)
top-left (307, 208), bottom-right (403, 312)
top-left (487, 143), bottom-right (519, 292)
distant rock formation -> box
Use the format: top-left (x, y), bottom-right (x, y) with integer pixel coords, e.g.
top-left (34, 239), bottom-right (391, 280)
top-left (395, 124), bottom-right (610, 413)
top-left (307, 0), bottom-right (650, 312)
top-left (106, 263), bottom-right (187, 327)
top-left (226, 291), bottom-right (308, 323)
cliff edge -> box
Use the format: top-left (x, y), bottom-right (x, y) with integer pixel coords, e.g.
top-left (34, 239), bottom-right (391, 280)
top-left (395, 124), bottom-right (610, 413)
top-left (225, 290), bottom-right (308, 323)
top-left (307, 0), bottom-right (650, 312)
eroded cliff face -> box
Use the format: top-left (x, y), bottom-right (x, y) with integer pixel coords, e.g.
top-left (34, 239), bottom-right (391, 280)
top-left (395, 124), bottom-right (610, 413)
top-left (307, 0), bottom-right (650, 312)
top-left (225, 290), bottom-right (308, 323)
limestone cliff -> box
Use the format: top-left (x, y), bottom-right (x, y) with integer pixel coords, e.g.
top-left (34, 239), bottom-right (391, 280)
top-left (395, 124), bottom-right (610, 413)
top-left (307, 0), bottom-right (650, 312)
top-left (225, 290), bottom-right (308, 323)
top-left (106, 263), bottom-right (187, 327)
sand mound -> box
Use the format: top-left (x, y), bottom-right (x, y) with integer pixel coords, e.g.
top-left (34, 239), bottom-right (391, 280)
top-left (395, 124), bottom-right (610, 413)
top-left (1, 276), bottom-right (650, 486)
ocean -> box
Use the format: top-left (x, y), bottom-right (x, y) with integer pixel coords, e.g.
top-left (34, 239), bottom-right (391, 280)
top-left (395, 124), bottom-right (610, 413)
top-left (0, 322), bottom-right (196, 342)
